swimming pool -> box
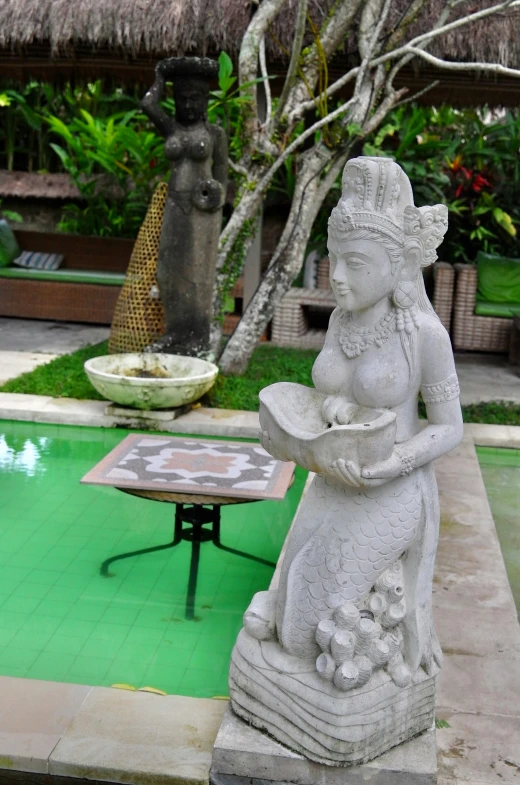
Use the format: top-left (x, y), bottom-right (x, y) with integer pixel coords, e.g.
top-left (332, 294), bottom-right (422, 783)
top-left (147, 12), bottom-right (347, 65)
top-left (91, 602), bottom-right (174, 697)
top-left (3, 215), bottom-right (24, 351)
top-left (477, 446), bottom-right (520, 615)
top-left (0, 420), bottom-right (306, 696)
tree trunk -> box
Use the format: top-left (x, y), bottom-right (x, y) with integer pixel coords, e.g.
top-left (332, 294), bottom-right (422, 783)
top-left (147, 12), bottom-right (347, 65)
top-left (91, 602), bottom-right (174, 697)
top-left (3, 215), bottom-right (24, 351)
top-left (218, 147), bottom-right (332, 374)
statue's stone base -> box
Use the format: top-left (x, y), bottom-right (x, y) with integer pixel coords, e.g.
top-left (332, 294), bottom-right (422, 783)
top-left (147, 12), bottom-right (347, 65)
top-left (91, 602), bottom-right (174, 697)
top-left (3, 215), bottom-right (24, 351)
top-left (229, 630), bottom-right (437, 767)
top-left (104, 403), bottom-right (190, 423)
top-left (211, 709), bottom-right (437, 785)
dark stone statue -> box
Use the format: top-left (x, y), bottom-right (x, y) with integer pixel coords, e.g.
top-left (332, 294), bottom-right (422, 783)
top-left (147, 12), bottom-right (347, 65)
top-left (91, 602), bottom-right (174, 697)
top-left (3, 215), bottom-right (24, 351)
top-left (141, 57), bottom-right (228, 358)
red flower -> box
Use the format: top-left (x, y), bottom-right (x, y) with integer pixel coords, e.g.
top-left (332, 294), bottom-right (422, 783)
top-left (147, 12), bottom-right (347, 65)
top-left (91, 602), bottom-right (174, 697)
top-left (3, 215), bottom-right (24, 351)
top-left (149, 158), bottom-right (156, 169)
top-left (472, 174), bottom-right (490, 193)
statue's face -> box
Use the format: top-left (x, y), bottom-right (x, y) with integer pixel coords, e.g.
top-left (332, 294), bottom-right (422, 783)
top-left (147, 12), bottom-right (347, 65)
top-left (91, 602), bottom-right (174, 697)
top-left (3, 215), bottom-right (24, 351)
top-left (174, 84), bottom-right (207, 124)
top-left (327, 236), bottom-right (397, 313)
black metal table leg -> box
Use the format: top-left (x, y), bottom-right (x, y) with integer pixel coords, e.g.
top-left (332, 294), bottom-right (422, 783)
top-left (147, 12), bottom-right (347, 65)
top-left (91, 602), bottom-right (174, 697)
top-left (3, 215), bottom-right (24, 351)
top-left (185, 525), bottom-right (201, 621)
top-left (212, 506), bottom-right (276, 567)
top-left (100, 512), bottom-right (183, 577)
top-left (101, 500), bottom-right (276, 618)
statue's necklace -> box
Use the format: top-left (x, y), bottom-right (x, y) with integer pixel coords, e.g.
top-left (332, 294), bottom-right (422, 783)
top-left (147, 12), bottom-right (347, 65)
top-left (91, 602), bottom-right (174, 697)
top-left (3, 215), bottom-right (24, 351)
top-left (338, 309), bottom-right (397, 359)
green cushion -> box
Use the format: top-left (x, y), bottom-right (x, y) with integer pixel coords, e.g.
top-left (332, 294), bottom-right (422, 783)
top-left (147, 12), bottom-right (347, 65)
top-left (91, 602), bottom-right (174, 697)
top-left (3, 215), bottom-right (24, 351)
top-left (476, 251), bottom-right (520, 304)
top-left (0, 267), bottom-right (125, 286)
top-left (475, 296), bottom-right (518, 318)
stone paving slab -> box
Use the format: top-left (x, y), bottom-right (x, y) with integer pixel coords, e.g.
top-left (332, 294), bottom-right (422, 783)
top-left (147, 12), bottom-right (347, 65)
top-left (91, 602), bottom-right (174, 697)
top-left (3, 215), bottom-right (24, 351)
top-left (0, 677), bottom-right (91, 774)
top-left (0, 351), bottom-right (57, 385)
top-left (0, 317), bottom-right (108, 354)
top-left (0, 394), bottom-right (262, 438)
top-left (49, 689), bottom-right (227, 785)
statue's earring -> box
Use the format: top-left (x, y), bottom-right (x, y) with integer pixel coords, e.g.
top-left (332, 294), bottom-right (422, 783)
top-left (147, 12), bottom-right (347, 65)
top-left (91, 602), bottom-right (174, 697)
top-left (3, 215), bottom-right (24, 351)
top-left (393, 280), bottom-right (419, 334)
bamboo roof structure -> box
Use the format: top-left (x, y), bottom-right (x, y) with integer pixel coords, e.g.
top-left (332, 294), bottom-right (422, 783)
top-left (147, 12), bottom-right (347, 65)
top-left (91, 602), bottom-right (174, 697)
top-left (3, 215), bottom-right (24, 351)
top-left (0, 0), bottom-right (519, 104)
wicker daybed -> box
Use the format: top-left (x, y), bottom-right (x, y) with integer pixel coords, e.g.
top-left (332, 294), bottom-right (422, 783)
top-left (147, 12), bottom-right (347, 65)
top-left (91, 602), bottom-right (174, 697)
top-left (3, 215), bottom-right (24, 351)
top-left (0, 231), bottom-right (133, 324)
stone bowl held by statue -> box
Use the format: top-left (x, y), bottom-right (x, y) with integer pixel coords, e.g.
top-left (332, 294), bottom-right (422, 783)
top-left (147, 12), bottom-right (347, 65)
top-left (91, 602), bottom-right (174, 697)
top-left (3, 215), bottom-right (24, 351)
top-left (259, 382), bottom-right (397, 473)
top-left (84, 353), bottom-right (218, 410)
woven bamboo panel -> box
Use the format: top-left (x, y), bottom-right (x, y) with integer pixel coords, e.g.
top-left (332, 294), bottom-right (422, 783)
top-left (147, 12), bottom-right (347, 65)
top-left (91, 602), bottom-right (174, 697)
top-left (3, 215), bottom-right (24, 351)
top-left (432, 262), bottom-right (455, 333)
top-left (109, 182), bottom-right (167, 354)
top-left (452, 263), bottom-right (511, 352)
top-left (0, 278), bottom-right (121, 323)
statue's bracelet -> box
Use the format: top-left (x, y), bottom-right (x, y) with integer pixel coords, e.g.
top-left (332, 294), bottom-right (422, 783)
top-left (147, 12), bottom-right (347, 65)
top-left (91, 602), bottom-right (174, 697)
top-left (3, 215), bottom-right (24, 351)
top-left (394, 448), bottom-right (415, 476)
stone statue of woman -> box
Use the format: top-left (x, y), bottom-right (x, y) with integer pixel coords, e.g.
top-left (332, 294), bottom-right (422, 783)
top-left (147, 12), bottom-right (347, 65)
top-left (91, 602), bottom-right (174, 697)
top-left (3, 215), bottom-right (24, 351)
top-left (229, 157), bottom-right (463, 766)
top-left (141, 57), bottom-right (227, 358)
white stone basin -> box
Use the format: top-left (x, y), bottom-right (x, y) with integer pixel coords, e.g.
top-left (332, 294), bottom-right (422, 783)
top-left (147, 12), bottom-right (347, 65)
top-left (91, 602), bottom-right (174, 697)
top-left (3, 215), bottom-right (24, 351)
top-left (84, 353), bottom-right (218, 410)
top-left (259, 382), bottom-right (396, 473)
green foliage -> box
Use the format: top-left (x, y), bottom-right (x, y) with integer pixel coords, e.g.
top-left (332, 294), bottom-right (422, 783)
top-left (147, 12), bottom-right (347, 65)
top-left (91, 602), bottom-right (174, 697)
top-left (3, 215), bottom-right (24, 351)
top-left (208, 344), bottom-right (319, 410)
top-left (0, 80), bottom-right (141, 173)
top-left (0, 199), bottom-right (22, 223)
top-left (48, 109), bottom-right (167, 238)
top-left (362, 105), bottom-right (520, 263)
top-left (461, 400), bottom-right (520, 426)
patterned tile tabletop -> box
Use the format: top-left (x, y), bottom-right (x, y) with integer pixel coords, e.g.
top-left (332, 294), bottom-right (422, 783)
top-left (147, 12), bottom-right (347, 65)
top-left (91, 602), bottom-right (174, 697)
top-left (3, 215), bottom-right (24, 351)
top-left (81, 434), bottom-right (295, 501)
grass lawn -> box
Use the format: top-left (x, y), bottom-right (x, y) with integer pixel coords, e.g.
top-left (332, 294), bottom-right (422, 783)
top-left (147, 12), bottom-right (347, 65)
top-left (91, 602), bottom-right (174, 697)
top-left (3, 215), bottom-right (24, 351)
top-left (1, 340), bottom-right (519, 426)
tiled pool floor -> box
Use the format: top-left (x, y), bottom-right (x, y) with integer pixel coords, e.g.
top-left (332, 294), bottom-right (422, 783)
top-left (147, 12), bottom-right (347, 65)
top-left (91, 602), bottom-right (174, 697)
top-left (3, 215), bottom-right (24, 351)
top-left (477, 446), bottom-right (520, 615)
top-left (0, 421), bottom-right (306, 696)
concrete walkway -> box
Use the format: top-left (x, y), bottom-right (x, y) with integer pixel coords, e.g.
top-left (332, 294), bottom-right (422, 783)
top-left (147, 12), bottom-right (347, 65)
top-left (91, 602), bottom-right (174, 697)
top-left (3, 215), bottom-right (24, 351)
top-left (0, 317), bottom-right (109, 385)
top-left (0, 317), bottom-right (518, 404)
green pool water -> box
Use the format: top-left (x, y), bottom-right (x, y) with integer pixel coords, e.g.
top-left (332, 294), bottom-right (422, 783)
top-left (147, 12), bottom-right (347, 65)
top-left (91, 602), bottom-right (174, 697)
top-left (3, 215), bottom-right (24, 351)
top-left (0, 421), bottom-right (306, 696)
top-left (477, 446), bottom-right (520, 615)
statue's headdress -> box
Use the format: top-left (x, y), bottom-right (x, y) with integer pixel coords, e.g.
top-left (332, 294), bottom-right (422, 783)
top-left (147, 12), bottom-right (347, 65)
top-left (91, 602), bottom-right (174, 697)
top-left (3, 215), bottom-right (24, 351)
top-left (328, 157), bottom-right (448, 267)
top-left (158, 57), bottom-right (218, 92)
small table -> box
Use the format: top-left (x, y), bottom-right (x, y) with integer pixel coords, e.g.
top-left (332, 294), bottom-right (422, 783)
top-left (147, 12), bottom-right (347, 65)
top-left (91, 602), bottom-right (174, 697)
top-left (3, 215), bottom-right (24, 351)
top-left (82, 434), bottom-right (295, 620)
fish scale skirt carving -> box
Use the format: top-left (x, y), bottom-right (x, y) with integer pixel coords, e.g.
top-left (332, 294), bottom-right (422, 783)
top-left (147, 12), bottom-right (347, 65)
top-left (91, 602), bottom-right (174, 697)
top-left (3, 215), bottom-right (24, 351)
top-left (276, 473), bottom-right (422, 658)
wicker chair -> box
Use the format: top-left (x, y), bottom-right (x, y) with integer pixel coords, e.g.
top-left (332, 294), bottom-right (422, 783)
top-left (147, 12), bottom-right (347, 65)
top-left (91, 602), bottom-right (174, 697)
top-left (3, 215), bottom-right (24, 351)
top-left (452, 263), bottom-right (512, 353)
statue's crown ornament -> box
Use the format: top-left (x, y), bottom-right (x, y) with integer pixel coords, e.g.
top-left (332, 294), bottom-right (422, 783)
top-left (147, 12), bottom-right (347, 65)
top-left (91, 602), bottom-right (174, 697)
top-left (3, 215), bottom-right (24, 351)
top-left (329, 157), bottom-right (448, 266)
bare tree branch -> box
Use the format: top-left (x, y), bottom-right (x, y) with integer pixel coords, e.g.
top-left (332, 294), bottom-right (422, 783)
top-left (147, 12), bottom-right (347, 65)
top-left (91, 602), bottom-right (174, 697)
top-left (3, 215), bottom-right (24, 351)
top-left (271, 0), bottom-right (308, 130)
top-left (371, 0), bottom-right (519, 71)
top-left (383, 0), bottom-right (429, 52)
top-left (238, 0), bottom-right (287, 152)
top-left (219, 96), bottom-right (358, 257)
top-left (258, 36), bottom-right (272, 125)
top-left (229, 159), bottom-right (249, 177)
top-left (287, 68), bottom-right (359, 126)
top-left (283, 0), bottom-right (364, 123)
top-left (392, 80), bottom-right (440, 108)
top-left (403, 47), bottom-right (520, 78)
top-left (354, 0), bottom-right (393, 99)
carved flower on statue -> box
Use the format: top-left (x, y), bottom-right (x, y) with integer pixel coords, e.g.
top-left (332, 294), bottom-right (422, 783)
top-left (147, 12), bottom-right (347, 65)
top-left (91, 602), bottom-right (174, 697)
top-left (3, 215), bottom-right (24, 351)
top-left (143, 446), bottom-right (256, 479)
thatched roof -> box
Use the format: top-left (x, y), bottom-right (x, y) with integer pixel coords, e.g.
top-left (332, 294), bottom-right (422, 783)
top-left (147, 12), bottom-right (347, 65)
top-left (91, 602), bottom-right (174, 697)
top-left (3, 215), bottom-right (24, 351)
top-left (0, 0), bottom-right (518, 64)
top-left (0, 0), bottom-right (519, 104)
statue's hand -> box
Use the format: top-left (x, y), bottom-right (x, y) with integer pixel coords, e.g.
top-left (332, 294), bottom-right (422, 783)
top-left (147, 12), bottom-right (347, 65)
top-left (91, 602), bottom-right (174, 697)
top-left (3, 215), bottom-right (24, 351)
top-left (331, 454), bottom-right (402, 488)
top-left (192, 178), bottom-right (224, 212)
top-left (360, 452), bottom-right (403, 484)
top-left (330, 459), bottom-right (363, 487)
